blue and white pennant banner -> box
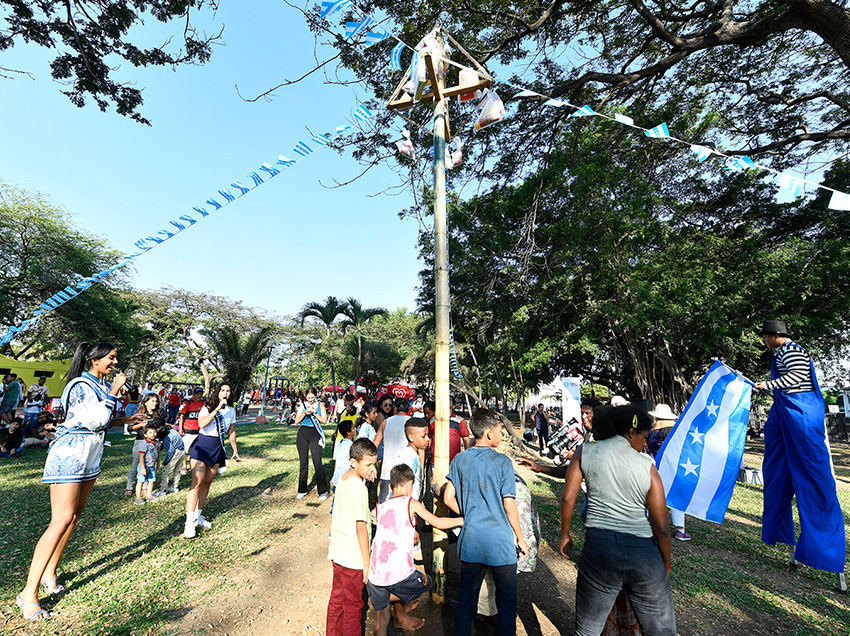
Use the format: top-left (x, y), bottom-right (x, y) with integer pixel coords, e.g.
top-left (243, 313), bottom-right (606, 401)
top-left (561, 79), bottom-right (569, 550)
top-left (0, 104), bottom-right (375, 346)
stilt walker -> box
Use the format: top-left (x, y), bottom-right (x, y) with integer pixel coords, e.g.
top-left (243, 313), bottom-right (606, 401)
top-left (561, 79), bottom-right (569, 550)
top-left (753, 320), bottom-right (847, 591)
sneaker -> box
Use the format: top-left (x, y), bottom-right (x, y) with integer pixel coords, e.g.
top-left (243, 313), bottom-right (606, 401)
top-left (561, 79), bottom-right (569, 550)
top-left (134, 497), bottom-right (145, 506)
top-left (183, 522), bottom-right (197, 539)
top-left (296, 492), bottom-right (307, 500)
top-left (152, 490), bottom-right (166, 498)
top-left (196, 515), bottom-right (212, 529)
top-left (180, 469), bottom-right (188, 476)
top-left (674, 529), bottom-right (692, 541)
top-left (318, 492), bottom-right (329, 502)
top-left (103, 440), bottom-right (112, 447)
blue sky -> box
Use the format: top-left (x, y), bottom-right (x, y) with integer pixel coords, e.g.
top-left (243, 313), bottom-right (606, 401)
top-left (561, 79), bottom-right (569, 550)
top-left (0, 1), bottom-right (424, 319)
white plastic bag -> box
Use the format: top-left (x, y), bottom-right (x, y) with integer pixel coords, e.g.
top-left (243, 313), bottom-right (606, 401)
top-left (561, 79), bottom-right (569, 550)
top-left (474, 90), bottom-right (505, 131)
top-left (458, 68), bottom-right (482, 103)
top-left (396, 128), bottom-right (415, 160)
top-left (445, 137), bottom-right (464, 169)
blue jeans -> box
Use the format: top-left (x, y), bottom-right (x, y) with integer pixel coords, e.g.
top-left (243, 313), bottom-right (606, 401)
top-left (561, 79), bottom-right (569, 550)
top-left (576, 527), bottom-right (676, 636)
top-left (455, 561), bottom-right (517, 636)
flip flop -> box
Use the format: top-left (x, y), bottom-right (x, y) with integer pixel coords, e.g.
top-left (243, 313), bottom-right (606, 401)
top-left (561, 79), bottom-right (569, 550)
top-left (15, 594), bottom-right (51, 622)
top-left (40, 577), bottom-right (66, 595)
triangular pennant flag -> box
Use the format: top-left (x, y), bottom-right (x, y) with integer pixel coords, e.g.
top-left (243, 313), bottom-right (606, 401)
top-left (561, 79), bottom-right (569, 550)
top-left (320, 0), bottom-right (351, 19)
top-left (727, 156), bottom-right (756, 171)
top-left (543, 99), bottom-right (566, 107)
top-left (335, 125), bottom-right (352, 135)
top-left (514, 89), bottom-right (538, 98)
top-left (293, 142), bottom-right (313, 157)
top-left (690, 145), bottom-right (712, 163)
top-left (828, 190), bottom-right (850, 211)
top-left (645, 123), bottom-right (670, 138)
top-left (364, 28), bottom-right (391, 47)
top-left (230, 182), bottom-right (250, 195)
top-left (777, 173), bottom-right (804, 198)
top-left (312, 135), bottom-right (331, 146)
top-left (389, 41), bottom-right (405, 71)
top-left (345, 17), bottom-right (375, 39)
top-left (277, 155), bottom-right (297, 167)
top-left (570, 105), bottom-right (596, 117)
top-left (353, 105), bottom-right (373, 121)
top-left (614, 113), bottom-right (634, 126)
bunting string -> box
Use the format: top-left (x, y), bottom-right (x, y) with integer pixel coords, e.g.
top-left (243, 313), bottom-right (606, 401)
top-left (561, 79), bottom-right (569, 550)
top-left (327, 1), bottom-right (850, 210)
top-left (0, 104), bottom-right (375, 346)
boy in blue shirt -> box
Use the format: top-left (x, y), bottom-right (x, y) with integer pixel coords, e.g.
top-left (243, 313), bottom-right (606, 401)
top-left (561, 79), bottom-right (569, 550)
top-left (443, 408), bottom-right (528, 636)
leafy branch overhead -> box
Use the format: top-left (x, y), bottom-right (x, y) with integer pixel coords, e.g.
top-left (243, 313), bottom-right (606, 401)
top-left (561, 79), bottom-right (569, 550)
top-left (0, 0), bottom-right (222, 124)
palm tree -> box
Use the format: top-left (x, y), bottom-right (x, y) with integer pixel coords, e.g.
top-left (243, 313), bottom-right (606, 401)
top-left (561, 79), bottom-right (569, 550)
top-left (341, 297), bottom-right (388, 393)
top-left (298, 296), bottom-right (348, 399)
top-left (205, 325), bottom-right (275, 400)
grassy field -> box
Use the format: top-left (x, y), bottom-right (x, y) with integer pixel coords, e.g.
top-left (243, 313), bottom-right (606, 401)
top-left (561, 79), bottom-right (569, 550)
top-left (1, 424), bottom-right (848, 635)
top-left (0, 422), bottom-right (332, 636)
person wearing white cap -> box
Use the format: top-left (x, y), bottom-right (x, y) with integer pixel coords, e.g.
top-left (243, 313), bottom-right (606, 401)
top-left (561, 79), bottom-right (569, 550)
top-left (610, 395), bottom-right (629, 407)
top-left (647, 404), bottom-right (691, 541)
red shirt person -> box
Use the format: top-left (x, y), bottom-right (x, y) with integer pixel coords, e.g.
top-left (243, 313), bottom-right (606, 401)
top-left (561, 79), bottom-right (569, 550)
top-left (426, 397), bottom-right (471, 463)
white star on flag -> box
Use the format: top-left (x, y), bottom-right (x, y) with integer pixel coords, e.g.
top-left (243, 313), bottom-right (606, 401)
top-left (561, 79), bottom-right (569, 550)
top-left (680, 458), bottom-right (699, 477)
top-left (689, 430), bottom-right (704, 445)
top-left (706, 401), bottom-right (719, 417)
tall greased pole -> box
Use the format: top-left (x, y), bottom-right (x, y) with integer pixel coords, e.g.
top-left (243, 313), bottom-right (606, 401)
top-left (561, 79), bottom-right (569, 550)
top-left (430, 26), bottom-right (451, 604)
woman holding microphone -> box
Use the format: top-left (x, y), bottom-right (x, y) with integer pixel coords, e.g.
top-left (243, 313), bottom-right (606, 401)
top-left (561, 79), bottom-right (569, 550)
top-left (183, 382), bottom-right (240, 539)
top-left (18, 342), bottom-right (145, 621)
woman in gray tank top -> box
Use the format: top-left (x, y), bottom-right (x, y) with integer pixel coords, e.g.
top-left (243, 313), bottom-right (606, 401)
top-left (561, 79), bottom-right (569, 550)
top-left (560, 405), bottom-right (676, 636)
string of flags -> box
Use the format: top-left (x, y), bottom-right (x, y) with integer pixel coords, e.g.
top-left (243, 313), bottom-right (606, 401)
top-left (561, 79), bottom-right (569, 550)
top-left (324, 1), bottom-right (850, 211)
top-left (0, 104), bottom-right (376, 347)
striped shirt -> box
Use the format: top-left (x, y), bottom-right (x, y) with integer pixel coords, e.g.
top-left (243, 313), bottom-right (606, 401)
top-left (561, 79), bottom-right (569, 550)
top-left (764, 342), bottom-right (816, 393)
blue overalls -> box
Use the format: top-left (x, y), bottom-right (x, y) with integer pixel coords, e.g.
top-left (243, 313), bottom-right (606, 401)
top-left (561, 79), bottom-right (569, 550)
top-left (761, 344), bottom-right (846, 572)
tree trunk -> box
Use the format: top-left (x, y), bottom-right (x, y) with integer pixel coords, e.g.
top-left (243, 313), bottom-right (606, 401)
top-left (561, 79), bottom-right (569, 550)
top-left (451, 381), bottom-right (524, 447)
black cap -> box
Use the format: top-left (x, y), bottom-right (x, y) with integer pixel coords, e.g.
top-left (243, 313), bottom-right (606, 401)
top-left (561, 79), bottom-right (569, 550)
top-left (757, 320), bottom-right (790, 336)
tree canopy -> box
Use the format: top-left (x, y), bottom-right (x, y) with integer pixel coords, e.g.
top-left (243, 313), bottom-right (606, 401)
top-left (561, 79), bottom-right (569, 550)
top-left (0, 0), bottom-right (221, 124)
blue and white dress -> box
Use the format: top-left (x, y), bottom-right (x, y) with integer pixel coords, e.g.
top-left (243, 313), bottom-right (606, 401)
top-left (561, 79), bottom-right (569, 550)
top-left (42, 372), bottom-right (118, 484)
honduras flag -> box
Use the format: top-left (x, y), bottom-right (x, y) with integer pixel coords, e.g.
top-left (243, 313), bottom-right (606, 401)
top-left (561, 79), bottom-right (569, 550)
top-left (655, 360), bottom-right (753, 524)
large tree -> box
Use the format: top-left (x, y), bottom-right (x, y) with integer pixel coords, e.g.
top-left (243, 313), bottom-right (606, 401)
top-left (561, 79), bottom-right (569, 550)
top-left (1, 0), bottom-right (221, 124)
top-left (341, 297), bottom-right (387, 391)
top-left (205, 325), bottom-right (275, 400)
top-left (0, 182), bottom-right (150, 360)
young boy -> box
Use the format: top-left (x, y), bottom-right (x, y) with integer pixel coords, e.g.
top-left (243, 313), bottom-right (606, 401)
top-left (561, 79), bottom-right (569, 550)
top-left (326, 438), bottom-right (378, 636)
top-left (155, 424), bottom-right (186, 496)
top-left (134, 424), bottom-right (159, 505)
top-left (443, 408), bottom-right (529, 636)
top-left (0, 417), bottom-right (24, 457)
top-left (392, 418), bottom-right (430, 501)
top-left (331, 420), bottom-right (356, 489)
top-left (368, 464), bottom-right (464, 636)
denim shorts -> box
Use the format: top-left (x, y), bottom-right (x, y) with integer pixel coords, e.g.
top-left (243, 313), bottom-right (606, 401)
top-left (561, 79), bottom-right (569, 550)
top-left (366, 569), bottom-right (432, 611)
top-left (137, 464), bottom-right (156, 483)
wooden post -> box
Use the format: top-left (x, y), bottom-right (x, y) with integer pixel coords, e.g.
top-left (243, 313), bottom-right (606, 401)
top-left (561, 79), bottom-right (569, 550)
top-left (431, 27), bottom-right (451, 605)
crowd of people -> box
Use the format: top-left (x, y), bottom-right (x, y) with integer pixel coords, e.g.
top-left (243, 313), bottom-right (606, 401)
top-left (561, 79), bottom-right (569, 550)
top-left (8, 318), bottom-right (843, 634)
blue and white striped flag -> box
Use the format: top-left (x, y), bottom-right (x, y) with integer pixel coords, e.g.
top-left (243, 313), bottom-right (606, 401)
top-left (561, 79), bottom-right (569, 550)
top-left (614, 113), bottom-right (634, 126)
top-left (514, 89), bottom-right (538, 98)
top-left (364, 28), bottom-right (391, 47)
top-left (345, 17), bottom-right (375, 39)
top-left (690, 145), bottom-right (712, 163)
top-left (312, 134), bottom-right (331, 146)
top-left (320, 0), bottom-right (351, 19)
top-left (570, 105), bottom-right (596, 117)
top-left (828, 190), bottom-right (850, 211)
top-left (655, 360), bottom-right (753, 524)
top-left (353, 105), bottom-right (373, 121)
top-left (293, 142), bottom-right (313, 157)
top-left (335, 125), bottom-right (352, 135)
top-left (645, 123), bottom-right (670, 138)
top-left (389, 41), bottom-right (405, 71)
top-left (277, 155), bottom-right (297, 167)
top-left (728, 155), bottom-right (756, 171)
top-left (542, 99), bottom-right (566, 107)
top-left (778, 173), bottom-right (804, 198)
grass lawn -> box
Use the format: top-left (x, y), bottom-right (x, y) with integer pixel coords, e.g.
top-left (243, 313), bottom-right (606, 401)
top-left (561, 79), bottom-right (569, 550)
top-left (2, 424), bottom-right (848, 635)
top-left (0, 422), bottom-right (334, 635)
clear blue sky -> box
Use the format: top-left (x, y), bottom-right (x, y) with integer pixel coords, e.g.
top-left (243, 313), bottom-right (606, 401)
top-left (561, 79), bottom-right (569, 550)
top-left (0, 1), bottom-right (424, 319)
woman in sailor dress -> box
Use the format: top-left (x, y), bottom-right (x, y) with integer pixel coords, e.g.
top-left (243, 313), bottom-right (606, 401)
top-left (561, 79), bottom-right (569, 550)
top-left (183, 381), bottom-right (240, 539)
top-left (17, 342), bottom-right (144, 621)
